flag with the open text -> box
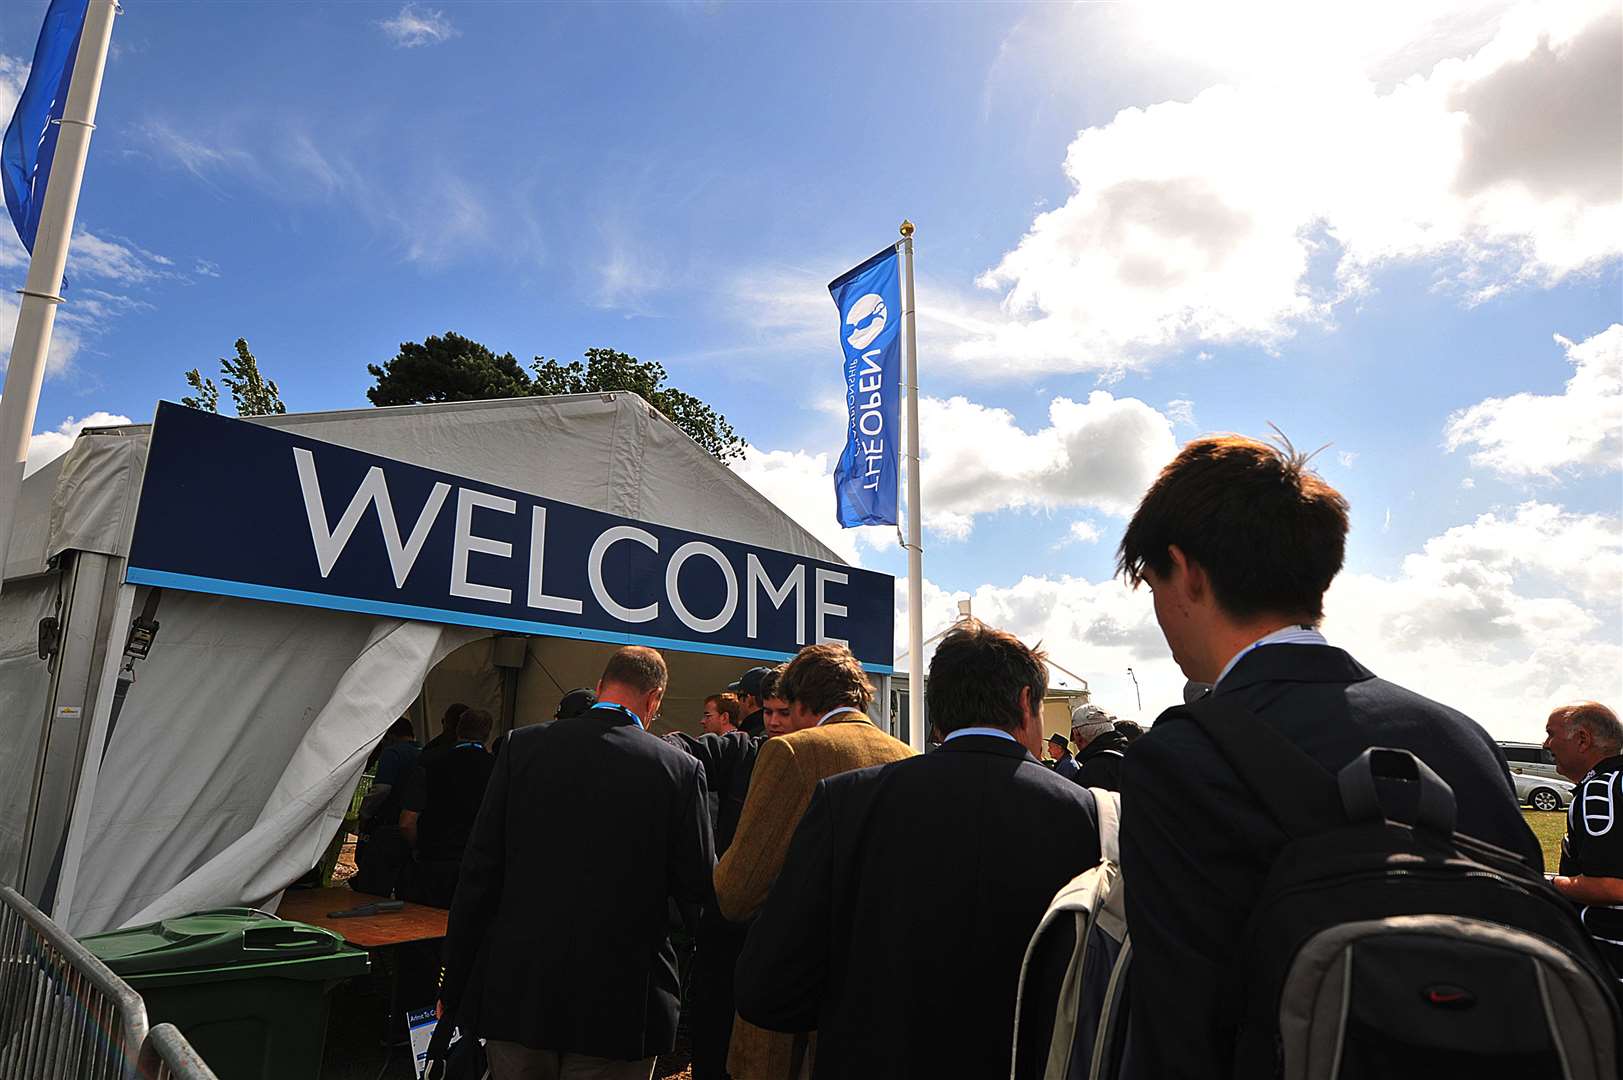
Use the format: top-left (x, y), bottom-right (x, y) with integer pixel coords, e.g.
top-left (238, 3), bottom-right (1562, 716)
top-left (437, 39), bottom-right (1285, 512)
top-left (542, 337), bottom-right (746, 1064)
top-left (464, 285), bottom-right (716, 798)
top-left (830, 245), bottom-right (902, 527)
top-left (2, 0), bottom-right (89, 254)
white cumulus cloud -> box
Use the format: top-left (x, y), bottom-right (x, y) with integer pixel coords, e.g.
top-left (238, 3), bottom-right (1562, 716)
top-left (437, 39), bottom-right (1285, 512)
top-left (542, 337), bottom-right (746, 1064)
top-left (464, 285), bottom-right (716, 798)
top-left (738, 390), bottom-right (1177, 551)
top-left (1445, 323), bottom-right (1622, 479)
top-left (967, 1), bottom-right (1622, 373)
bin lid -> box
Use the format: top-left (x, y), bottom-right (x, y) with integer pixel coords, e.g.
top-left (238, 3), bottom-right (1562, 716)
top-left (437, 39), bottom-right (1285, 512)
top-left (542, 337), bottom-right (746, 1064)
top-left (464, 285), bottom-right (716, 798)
top-left (80, 907), bottom-right (351, 976)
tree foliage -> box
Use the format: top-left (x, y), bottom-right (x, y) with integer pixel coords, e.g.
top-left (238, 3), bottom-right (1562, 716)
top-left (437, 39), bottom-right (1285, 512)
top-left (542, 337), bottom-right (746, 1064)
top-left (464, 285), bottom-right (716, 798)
top-left (368, 334), bottom-right (747, 462)
top-left (366, 332), bottom-right (532, 407)
top-left (181, 338), bottom-right (285, 416)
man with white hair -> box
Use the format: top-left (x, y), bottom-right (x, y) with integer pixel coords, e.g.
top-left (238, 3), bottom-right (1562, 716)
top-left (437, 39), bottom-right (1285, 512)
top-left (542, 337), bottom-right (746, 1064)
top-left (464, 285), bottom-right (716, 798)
top-left (1545, 700), bottom-right (1623, 981)
top-left (1071, 703), bottom-right (1130, 790)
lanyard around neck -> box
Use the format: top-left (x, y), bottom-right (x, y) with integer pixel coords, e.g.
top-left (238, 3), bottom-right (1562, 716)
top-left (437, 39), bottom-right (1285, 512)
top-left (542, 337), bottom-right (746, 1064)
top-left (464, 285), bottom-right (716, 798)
top-left (595, 702), bottom-right (644, 728)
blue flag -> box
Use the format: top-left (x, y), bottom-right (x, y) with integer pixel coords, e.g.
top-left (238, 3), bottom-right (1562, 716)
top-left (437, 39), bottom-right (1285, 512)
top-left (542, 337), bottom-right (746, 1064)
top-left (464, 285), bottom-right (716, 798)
top-left (3, 0), bottom-right (89, 255)
top-left (830, 245), bottom-right (902, 528)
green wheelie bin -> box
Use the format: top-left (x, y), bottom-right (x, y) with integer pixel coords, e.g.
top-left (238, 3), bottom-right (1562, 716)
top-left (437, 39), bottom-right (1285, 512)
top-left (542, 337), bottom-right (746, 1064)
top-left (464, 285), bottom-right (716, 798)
top-left (80, 907), bottom-right (369, 1080)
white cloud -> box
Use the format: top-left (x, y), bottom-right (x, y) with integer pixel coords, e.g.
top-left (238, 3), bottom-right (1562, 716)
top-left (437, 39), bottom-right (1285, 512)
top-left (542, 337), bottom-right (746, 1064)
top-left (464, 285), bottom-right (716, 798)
top-left (919, 391), bottom-right (1177, 537)
top-left (378, 4), bottom-right (459, 48)
top-left (1326, 501), bottom-right (1622, 740)
top-left (1445, 323), bottom-right (1622, 479)
top-left (1165, 398), bottom-right (1197, 429)
top-left (968, 2), bottom-right (1622, 372)
top-left (741, 389), bottom-right (1176, 552)
top-left (902, 499), bottom-right (1620, 743)
top-left (1056, 520), bottom-right (1104, 548)
top-left (1337, 450), bottom-right (1359, 468)
top-left (24, 411), bottom-right (134, 476)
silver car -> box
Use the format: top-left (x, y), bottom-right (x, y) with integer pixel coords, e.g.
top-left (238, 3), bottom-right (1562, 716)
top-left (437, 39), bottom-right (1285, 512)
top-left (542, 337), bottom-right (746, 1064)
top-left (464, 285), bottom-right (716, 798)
top-left (1514, 770), bottom-right (1574, 812)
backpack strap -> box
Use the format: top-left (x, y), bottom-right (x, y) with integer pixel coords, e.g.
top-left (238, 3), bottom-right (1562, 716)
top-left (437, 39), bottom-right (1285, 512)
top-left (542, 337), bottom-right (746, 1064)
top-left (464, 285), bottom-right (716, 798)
top-left (1338, 746), bottom-right (1457, 836)
top-left (1091, 788), bottom-right (1121, 865)
top-left (1183, 696), bottom-right (1343, 839)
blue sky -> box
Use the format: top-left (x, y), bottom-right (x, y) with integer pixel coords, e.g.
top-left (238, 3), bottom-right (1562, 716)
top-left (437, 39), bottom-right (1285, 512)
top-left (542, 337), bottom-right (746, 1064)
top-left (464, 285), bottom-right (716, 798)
top-left (2, 0), bottom-right (1619, 738)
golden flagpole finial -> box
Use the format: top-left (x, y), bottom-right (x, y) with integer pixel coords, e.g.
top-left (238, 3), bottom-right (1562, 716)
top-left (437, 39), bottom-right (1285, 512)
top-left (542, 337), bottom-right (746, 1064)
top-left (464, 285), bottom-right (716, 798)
top-left (899, 219), bottom-right (915, 238)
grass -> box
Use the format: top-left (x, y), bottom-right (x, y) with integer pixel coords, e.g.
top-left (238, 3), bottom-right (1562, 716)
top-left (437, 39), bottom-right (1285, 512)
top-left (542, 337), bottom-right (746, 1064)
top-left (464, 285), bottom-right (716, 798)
top-left (1522, 807), bottom-right (1566, 871)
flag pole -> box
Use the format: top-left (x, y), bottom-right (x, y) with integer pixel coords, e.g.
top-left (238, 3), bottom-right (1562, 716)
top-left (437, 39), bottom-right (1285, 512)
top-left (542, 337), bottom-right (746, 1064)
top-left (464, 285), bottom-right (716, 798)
top-left (0, 0), bottom-right (119, 597)
top-left (899, 219), bottom-right (925, 752)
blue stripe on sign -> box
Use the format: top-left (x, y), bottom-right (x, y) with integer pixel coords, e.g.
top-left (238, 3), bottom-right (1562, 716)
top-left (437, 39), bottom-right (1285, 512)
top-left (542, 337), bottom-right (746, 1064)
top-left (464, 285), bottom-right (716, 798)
top-left (123, 566), bottom-right (896, 674)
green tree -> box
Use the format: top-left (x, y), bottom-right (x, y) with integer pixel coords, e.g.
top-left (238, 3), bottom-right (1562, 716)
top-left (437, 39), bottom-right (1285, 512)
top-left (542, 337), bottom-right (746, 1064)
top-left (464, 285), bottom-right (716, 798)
top-left (368, 334), bottom-right (747, 462)
top-left (530, 348), bottom-right (746, 462)
top-left (366, 332), bottom-right (532, 406)
top-left (181, 338), bottom-right (285, 416)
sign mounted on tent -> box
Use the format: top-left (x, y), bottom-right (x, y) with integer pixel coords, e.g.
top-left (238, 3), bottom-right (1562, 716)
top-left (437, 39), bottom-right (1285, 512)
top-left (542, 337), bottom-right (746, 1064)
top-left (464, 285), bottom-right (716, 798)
top-left (125, 403), bottom-right (895, 670)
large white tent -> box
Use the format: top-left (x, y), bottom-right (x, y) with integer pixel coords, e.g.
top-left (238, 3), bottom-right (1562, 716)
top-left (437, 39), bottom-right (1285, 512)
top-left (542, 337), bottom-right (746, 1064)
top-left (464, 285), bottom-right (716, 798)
top-left (0, 394), bottom-right (880, 935)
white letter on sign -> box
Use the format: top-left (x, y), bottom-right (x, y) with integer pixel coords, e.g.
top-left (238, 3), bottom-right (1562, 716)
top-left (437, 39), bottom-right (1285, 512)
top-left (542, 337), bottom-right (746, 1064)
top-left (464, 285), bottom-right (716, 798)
top-left (450, 488), bottom-right (515, 604)
top-left (527, 506), bottom-right (583, 615)
top-left (746, 556), bottom-right (804, 644)
top-left (294, 448), bottom-right (449, 588)
top-left (589, 525), bottom-right (659, 623)
top-left (665, 541), bottom-right (739, 634)
top-left (815, 568), bottom-right (850, 647)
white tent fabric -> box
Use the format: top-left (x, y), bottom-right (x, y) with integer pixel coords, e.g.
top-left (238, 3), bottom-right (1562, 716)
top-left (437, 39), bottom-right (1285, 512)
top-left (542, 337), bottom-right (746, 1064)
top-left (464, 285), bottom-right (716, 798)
top-left (0, 576), bottom-right (57, 886)
top-left (0, 394), bottom-right (844, 934)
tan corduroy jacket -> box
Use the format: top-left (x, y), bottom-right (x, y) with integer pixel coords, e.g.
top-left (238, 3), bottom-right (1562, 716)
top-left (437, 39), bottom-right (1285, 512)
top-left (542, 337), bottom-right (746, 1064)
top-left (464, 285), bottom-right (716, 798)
top-left (715, 712), bottom-right (915, 1080)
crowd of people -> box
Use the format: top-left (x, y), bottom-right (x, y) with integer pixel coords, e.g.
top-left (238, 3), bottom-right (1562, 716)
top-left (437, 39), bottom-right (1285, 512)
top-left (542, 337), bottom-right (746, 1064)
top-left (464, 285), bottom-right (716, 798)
top-left (355, 431), bottom-right (1620, 1080)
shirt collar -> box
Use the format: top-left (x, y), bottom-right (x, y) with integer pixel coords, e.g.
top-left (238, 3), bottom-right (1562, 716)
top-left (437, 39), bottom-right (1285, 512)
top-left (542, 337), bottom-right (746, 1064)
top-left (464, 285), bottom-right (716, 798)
top-left (1215, 624), bottom-right (1329, 688)
top-left (1584, 755), bottom-right (1623, 781)
top-left (943, 726), bottom-right (1020, 744)
top-left (817, 706), bottom-right (868, 727)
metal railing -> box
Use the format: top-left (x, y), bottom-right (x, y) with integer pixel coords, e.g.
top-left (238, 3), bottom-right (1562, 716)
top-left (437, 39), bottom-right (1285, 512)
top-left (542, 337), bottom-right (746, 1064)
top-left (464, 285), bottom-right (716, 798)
top-left (0, 887), bottom-right (216, 1080)
top-left (136, 1024), bottom-right (218, 1080)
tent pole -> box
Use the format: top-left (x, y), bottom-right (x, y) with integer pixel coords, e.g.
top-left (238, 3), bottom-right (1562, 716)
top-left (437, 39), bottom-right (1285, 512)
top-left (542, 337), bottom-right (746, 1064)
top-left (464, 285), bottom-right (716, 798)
top-left (51, 579), bottom-right (134, 926)
top-left (0, 0), bottom-right (120, 600)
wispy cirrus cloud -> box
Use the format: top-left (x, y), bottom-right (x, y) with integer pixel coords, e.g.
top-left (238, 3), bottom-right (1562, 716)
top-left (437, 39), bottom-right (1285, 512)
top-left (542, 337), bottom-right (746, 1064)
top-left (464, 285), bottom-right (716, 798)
top-left (378, 4), bottom-right (459, 48)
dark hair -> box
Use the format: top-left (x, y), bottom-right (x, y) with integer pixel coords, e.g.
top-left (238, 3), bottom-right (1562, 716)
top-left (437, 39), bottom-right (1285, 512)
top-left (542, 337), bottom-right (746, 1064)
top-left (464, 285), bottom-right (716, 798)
top-left (555, 687), bottom-right (596, 720)
top-left (441, 702), bottom-right (470, 734)
top-left (758, 664), bottom-right (787, 703)
top-left (927, 618), bottom-right (1047, 736)
top-left (779, 643), bottom-right (873, 714)
top-left (705, 693), bottom-right (743, 726)
top-left (1113, 719), bottom-right (1145, 743)
top-left (601, 645), bottom-right (668, 694)
top-left (458, 708), bottom-right (494, 742)
top-left (1117, 433), bottom-right (1349, 620)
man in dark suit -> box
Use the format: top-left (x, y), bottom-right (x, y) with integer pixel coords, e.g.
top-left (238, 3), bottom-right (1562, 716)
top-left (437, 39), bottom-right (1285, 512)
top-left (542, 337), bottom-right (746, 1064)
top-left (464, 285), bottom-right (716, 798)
top-left (438, 646), bottom-right (715, 1080)
top-left (735, 619), bottom-right (1102, 1079)
top-left (662, 664), bottom-right (783, 1080)
top-left (1114, 434), bottom-right (1541, 1080)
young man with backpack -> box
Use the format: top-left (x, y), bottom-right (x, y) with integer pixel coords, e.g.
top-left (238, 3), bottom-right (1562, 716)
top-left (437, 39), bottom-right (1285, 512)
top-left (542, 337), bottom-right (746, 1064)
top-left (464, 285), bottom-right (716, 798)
top-left (1114, 434), bottom-right (1576, 1079)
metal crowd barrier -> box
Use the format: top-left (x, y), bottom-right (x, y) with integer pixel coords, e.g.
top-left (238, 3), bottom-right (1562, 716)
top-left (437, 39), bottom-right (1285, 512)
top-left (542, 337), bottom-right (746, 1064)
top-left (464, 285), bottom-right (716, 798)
top-left (0, 886), bottom-right (217, 1080)
top-left (136, 1024), bottom-right (217, 1080)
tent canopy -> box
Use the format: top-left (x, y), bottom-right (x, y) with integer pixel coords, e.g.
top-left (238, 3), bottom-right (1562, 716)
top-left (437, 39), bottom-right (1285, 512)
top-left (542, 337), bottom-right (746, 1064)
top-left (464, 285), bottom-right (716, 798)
top-left (0, 394), bottom-right (870, 933)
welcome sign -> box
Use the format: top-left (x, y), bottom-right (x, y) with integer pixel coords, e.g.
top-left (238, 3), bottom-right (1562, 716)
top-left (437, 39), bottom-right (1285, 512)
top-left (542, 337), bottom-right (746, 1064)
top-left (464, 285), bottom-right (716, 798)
top-left (126, 403), bottom-right (895, 670)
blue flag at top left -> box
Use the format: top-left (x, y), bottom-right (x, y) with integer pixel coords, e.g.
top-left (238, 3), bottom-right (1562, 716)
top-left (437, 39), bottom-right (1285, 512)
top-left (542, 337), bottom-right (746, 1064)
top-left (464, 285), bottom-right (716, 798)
top-left (3, 0), bottom-right (90, 255)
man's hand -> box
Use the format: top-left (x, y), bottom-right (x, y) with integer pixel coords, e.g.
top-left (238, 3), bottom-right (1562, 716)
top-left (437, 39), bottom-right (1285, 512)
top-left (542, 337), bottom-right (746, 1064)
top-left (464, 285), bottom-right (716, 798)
top-left (1552, 874), bottom-right (1623, 905)
top-left (435, 998), bottom-right (444, 1021)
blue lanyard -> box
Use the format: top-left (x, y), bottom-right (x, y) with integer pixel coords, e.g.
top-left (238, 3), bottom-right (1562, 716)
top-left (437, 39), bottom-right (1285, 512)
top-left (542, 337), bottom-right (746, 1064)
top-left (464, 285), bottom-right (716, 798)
top-left (453, 741), bottom-right (484, 751)
top-left (594, 703), bottom-right (644, 729)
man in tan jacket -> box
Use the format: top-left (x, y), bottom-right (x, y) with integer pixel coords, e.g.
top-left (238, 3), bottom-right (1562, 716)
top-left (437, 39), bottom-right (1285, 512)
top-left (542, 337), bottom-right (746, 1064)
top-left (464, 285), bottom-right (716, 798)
top-left (715, 642), bottom-right (913, 1079)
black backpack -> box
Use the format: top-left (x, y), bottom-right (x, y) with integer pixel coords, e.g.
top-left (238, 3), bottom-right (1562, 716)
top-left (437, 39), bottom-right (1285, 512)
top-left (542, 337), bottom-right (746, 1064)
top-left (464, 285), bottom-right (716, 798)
top-left (1187, 696), bottom-right (1621, 1080)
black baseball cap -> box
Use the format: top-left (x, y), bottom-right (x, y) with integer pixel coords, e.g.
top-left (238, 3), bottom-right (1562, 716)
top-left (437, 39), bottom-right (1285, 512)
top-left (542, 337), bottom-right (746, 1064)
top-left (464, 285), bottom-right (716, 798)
top-left (555, 688), bottom-right (597, 719)
top-left (728, 666), bottom-right (773, 699)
